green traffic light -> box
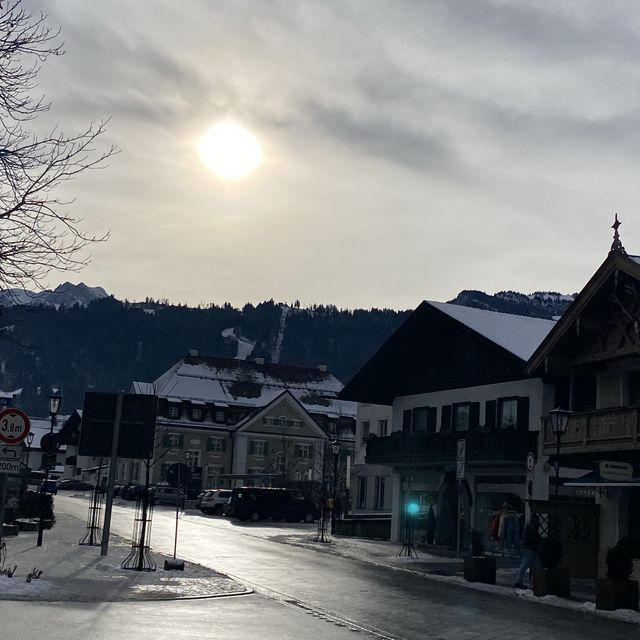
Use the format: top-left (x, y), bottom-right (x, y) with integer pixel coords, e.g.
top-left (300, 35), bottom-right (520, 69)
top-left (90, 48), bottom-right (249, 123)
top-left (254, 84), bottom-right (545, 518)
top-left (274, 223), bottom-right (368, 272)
top-left (406, 502), bottom-right (420, 516)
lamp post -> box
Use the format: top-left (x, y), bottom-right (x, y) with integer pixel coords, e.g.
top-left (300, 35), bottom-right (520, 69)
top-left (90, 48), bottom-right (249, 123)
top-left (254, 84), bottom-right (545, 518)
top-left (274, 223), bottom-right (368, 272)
top-left (25, 432), bottom-right (35, 469)
top-left (330, 439), bottom-right (341, 535)
top-left (37, 390), bottom-right (62, 547)
top-left (548, 408), bottom-right (573, 500)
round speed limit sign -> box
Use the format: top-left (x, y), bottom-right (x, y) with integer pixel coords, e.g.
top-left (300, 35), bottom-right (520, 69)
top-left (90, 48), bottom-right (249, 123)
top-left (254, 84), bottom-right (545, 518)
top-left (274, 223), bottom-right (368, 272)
top-left (0, 407), bottom-right (31, 444)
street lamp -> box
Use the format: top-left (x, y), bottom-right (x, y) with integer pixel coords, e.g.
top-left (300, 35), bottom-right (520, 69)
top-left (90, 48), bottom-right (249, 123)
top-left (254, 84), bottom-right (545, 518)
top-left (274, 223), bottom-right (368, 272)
top-left (37, 390), bottom-right (62, 547)
top-left (548, 408), bottom-right (573, 500)
top-left (330, 439), bottom-right (341, 535)
top-left (25, 432), bottom-right (35, 468)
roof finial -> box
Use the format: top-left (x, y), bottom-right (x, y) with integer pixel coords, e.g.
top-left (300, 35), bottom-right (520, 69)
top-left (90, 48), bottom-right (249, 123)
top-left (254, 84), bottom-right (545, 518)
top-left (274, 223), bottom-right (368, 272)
top-left (609, 213), bottom-right (627, 256)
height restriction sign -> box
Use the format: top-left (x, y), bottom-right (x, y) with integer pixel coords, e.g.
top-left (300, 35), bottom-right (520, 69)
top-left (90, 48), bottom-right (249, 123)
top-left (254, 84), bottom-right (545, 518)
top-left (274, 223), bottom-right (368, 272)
top-left (0, 407), bottom-right (31, 445)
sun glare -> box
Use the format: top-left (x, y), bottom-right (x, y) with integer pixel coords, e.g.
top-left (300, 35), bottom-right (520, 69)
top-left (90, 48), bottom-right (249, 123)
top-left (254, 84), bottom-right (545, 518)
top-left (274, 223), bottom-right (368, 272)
top-left (198, 121), bottom-right (263, 181)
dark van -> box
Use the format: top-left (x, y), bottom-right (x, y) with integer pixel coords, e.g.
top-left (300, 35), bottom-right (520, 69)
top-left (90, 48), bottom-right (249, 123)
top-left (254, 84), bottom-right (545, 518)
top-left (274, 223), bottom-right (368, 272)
top-left (227, 487), bottom-right (319, 523)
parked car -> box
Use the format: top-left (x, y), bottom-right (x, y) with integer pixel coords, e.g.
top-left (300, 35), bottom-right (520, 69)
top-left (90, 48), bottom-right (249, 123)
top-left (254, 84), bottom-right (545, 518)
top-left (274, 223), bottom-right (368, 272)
top-left (57, 479), bottom-right (95, 492)
top-left (226, 487), bottom-right (319, 523)
top-left (39, 479), bottom-right (58, 494)
top-left (200, 489), bottom-right (232, 515)
top-left (122, 483), bottom-right (146, 501)
top-left (151, 486), bottom-right (185, 507)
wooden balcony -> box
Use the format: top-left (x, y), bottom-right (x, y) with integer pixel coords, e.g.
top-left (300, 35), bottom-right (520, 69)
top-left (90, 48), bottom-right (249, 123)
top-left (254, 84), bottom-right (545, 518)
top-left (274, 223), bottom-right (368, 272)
top-left (542, 406), bottom-right (640, 456)
top-left (365, 430), bottom-right (536, 468)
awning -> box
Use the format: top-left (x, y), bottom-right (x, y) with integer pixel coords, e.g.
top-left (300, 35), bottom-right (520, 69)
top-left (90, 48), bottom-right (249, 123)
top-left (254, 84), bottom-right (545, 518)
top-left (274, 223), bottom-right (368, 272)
top-left (565, 472), bottom-right (640, 488)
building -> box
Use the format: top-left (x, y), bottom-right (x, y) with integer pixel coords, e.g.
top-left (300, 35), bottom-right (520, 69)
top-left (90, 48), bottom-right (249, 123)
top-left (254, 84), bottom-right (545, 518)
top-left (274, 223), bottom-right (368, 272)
top-left (527, 220), bottom-right (640, 577)
top-left (340, 300), bottom-right (556, 547)
top-left (127, 352), bottom-right (356, 494)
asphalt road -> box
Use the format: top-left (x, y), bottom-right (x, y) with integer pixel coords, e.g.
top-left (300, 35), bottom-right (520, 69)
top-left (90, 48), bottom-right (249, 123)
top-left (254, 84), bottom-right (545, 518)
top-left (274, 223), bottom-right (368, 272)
top-left (51, 496), bottom-right (637, 640)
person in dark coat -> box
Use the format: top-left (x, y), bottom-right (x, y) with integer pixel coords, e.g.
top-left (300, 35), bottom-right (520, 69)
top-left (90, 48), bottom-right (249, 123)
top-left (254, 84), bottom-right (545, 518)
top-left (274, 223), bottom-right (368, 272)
top-left (514, 513), bottom-right (541, 588)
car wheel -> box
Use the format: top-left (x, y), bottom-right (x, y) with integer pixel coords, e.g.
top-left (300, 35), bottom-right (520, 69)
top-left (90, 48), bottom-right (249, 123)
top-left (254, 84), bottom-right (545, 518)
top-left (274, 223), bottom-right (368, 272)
top-left (213, 505), bottom-right (222, 515)
top-left (303, 512), bottom-right (315, 523)
top-left (249, 511), bottom-right (260, 522)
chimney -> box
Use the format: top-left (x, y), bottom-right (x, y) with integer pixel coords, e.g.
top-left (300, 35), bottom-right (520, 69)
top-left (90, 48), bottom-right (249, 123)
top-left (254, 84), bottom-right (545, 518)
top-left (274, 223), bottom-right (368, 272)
top-left (317, 363), bottom-right (328, 373)
top-left (188, 349), bottom-right (199, 357)
top-left (254, 357), bottom-right (265, 365)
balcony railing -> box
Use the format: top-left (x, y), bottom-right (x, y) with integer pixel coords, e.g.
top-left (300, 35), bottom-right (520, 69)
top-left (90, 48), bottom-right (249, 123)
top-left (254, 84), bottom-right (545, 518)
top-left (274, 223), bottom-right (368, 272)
top-left (542, 406), bottom-right (640, 456)
top-left (365, 430), bottom-right (537, 467)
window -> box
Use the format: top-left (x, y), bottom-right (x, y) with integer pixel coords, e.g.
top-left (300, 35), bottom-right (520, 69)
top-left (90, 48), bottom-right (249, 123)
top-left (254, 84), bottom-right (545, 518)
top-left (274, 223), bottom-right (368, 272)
top-left (207, 437), bottom-right (225, 453)
top-left (186, 450), bottom-right (200, 469)
top-left (296, 443), bottom-right (312, 460)
top-left (192, 407), bottom-right (203, 421)
top-left (206, 466), bottom-right (221, 487)
top-left (279, 415), bottom-right (287, 427)
top-left (274, 452), bottom-right (285, 474)
top-left (263, 416), bottom-right (275, 426)
top-left (291, 419), bottom-right (303, 428)
top-left (413, 407), bottom-right (437, 433)
top-left (168, 405), bottom-right (180, 419)
top-left (214, 410), bottom-right (225, 423)
top-left (361, 421), bottom-right (370, 438)
top-left (249, 440), bottom-right (267, 456)
top-left (357, 476), bottom-right (368, 509)
top-left (164, 432), bottom-right (183, 448)
top-left (498, 398), bottom-right (518, 430)
top-left (374, 476), bottom-right (385, 510)
top-left (453, 403), bottom-right (470, 431)
top-left (378, 419), bottom-right (388, 436)
top-left (328, 421), bottom-right (337, 433)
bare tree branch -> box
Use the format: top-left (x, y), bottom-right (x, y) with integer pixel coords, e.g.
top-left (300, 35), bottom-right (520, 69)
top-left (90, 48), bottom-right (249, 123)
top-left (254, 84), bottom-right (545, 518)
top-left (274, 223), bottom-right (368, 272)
top-left (0, 1), bottom-right (116, 292)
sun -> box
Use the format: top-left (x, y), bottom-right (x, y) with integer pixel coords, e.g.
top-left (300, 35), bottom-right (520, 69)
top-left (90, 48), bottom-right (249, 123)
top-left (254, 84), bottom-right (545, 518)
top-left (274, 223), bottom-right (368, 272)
top-left (198, 121), bottom-right (263, 181)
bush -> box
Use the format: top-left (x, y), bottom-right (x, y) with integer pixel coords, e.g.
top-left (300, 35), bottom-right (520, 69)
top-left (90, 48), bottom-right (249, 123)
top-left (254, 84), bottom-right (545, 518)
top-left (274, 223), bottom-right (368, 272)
top-left (607, 542), bottom-right (634, 580)
top-left (539, 539), bottom-right (562, 569)
top-left (615, 537), bottom-right (640, 560)
top-left (470, 528), bottom-right (485, 557)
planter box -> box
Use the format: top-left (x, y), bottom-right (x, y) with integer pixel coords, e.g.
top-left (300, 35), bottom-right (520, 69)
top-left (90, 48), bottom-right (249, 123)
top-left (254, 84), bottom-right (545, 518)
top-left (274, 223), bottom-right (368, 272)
top-left (596, 578), bottom-right (639, 611)
top-left (1, 523), bottom-right (19, 537)
top-left (14, 519), bottom-right (39, 532)
top-left (464, 556), bottom-right (496, 584)
top-left (532, 567), bottom-right (571, 598)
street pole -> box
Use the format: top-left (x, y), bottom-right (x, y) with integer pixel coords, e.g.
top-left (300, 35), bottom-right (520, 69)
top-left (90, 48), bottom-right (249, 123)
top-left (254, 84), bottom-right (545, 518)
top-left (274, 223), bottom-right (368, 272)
top-left (173, 459), bottom-right (182, 559)
top-left (331, 450), bottom-right (339, 535)
top-left (0, 475), bottom-right (7, 543)
top-left (456, 480), bottom-right (461, 559)
top-left (37, 412), bottom-right (57, 547)
top-left (101, 391), bottom-right (124, 556)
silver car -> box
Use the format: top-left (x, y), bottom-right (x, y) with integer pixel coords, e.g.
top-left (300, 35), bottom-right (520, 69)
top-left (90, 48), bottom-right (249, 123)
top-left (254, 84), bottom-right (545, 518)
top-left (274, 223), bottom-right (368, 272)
top-left (200, 489), bottom-right (232, 514)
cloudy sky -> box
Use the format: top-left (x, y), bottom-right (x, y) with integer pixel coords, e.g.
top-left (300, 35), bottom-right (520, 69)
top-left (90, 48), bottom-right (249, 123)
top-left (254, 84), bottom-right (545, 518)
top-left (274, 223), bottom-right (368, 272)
top-left (30, 1), bottom-right (640, 310)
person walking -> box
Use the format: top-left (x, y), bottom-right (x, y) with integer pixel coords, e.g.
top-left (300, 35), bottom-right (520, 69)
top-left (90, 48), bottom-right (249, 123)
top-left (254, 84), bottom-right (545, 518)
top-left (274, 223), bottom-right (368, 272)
top-left (514, 513), bottom-right (541, 588)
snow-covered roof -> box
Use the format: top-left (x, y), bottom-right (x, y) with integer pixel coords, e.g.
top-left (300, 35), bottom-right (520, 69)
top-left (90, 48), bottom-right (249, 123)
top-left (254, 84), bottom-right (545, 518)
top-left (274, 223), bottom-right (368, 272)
top-left (427, 301), bottom-right (556, 361)
top-left (0, 389), bottom-right (22, 400)
top-left (149, 355), bottom-right (357, 418)
top-left (131, 381), bottom-right (155, 395)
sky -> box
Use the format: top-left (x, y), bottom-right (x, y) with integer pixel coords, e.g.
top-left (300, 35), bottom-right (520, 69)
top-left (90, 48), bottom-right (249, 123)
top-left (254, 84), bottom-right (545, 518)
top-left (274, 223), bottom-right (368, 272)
top-left (28, 0), bottom-right (640, 310)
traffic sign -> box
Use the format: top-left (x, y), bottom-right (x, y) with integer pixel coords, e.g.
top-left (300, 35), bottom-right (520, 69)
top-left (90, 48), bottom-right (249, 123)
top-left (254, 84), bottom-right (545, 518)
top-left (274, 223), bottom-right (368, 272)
top-left (0, 444), bottom-right (21, 460)
top-left (0, 459), bottom-right (21, 475)
top-left (457, 439), bottom-right (466, 462)
top-left (0, 408), bottom-right (30, 444)
top-left (526, 451), bottom-right (535, 473)
top-left (456, 459), bottom-right (465, 480)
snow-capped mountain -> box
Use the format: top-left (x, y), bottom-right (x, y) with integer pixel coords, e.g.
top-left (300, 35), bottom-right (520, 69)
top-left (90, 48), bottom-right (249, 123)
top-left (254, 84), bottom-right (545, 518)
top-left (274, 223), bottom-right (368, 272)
top-left (0, 282), bottom-right (108, 308)
top-left (448, 290), bottom-right (576, 319)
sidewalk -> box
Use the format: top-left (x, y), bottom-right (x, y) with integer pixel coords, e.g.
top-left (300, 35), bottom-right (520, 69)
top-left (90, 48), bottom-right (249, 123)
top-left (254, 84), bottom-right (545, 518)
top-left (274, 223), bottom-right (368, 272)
top-left (0, 511), bottom-right (250, 602)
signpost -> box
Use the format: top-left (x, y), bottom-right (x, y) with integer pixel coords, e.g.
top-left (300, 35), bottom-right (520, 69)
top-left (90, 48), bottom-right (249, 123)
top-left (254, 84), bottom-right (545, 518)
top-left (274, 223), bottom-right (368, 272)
top-left (0, 445), bottom-right (21, 461)
top-left (0, 408), bottom-right (30, 445)
top-left (456, 438), bottom-right (466, 559)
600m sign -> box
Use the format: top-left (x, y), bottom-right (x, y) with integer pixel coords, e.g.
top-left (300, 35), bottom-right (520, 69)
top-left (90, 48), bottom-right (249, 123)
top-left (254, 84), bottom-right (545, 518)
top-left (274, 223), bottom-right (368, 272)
top-left (0, 408), bottom-right (31, 445)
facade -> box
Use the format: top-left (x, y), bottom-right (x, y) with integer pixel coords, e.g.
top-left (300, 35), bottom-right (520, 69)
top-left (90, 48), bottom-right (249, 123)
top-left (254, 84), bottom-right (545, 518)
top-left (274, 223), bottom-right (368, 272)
top-left (351, 403), bottom-right (394, 514)
top-left (341, 300), bottom-right (556, 547)
top-left (126, 352), bottom-right (356, 494)
top-left (527, 230), bottom-right (640, 577)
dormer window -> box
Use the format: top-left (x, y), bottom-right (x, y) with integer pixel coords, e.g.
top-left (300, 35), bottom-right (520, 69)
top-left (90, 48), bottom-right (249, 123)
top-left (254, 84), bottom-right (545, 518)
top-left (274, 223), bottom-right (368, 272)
top-left (168, 405), bottom-right (180, 419)
top-left (192, 408), bottom-right (203, 421)
top-left (215, 410), bottom-right (225, 423)
top-left (328, 421), bottom-right (337, 433)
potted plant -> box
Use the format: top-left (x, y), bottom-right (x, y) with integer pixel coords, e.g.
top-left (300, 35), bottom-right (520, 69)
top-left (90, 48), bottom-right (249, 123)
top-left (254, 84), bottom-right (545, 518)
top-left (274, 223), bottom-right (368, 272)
top-left (532, 539), bottom-right (570, 598)
top-left (464, 528), bottom-right (496, 584)
top-left (596, 540), bottom-right (639, 611)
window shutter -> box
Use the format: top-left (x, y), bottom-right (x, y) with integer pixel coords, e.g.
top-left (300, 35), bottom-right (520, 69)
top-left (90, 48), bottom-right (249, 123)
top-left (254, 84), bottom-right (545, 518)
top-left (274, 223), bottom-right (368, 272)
top-left (402, 409), bottom-right (413, 434)
top-left (249, 441), bottom-right (255, 455)
top-left (178, 435), bottom-right (184, 448)
top-left (469, 402), bottom-right (480, 431)
top-left (221, 438), bottom-right (227, 452)
top-left (517, 397), bottom-right (530, 431)
top-left (485, 400), bottom-right (497, 431)
top-left (162, 433), bottom-right (171, 447)
top-left (206, 437), bottom-right (213, 451)
top-left (441, 405), bottom-right (452, 431)
top-left (295, 444), bottom-right (301, 458)
top-left (308, 444), bottom-right (314, 460)
top-left (427, 407), bottom-right (437, 433)
top-left (263, 441), bottom-right (269, 455)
